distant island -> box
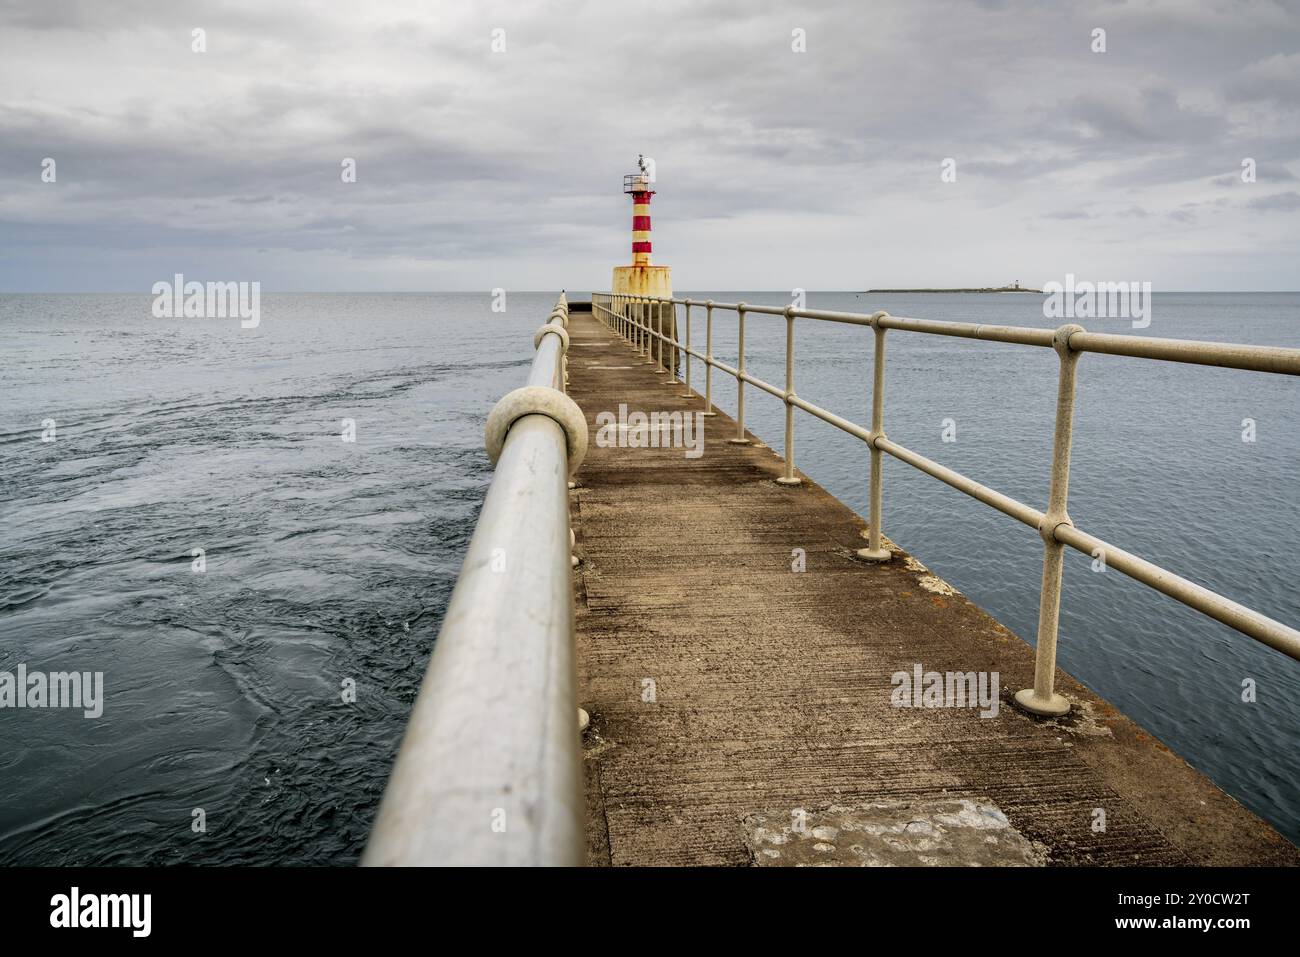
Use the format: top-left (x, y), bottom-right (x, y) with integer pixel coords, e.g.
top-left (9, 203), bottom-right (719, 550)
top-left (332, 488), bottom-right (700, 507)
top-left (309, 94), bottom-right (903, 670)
top-left (864, 281), bottom-right (1042, 294)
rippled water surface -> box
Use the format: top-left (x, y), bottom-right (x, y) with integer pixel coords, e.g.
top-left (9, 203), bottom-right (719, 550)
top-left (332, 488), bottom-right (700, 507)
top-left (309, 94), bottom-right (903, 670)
top-left (0, 291), bottom-right (1297, 862)
top-left (0, 293), bottom-right (540, 864)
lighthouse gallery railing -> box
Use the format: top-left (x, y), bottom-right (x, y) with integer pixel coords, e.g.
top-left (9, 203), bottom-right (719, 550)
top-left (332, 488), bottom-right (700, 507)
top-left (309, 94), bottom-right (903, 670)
top-left (591, 292), bottom-right (1300, 717)
top-left (363, 294), bottom-right (586, 866)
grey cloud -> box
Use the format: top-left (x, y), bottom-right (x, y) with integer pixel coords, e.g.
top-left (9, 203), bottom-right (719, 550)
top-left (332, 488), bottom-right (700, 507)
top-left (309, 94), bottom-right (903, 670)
top-left (1227, 51), bottom-right (1300, 102)
top-left (1063, 86), bottom-right (1226, 147)
top-left (1243, 190), bottom-right (1300, 211)
top-left (1, 0), bottom-right (1298, 291)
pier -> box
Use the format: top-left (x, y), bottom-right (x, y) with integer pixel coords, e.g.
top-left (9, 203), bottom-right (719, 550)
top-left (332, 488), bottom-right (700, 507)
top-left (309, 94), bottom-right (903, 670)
top-left (364, 292), bottom-right (1300, 867)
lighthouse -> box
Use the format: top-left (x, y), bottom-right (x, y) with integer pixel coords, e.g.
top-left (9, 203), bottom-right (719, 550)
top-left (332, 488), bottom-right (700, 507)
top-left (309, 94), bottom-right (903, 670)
top-left (612, 156), bottom-right (675, 371)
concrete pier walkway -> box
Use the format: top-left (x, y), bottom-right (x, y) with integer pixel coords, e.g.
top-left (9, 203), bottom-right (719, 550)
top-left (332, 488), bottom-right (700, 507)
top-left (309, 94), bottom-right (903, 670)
top-left (564, 305), bottom-right (1297, 867)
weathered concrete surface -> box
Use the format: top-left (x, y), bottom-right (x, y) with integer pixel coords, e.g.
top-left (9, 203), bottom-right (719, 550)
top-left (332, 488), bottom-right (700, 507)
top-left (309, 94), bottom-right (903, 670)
top-left (565, 305), bottom-right (1299, 867)
top-left (745, 799), bottom-right (1048, 866)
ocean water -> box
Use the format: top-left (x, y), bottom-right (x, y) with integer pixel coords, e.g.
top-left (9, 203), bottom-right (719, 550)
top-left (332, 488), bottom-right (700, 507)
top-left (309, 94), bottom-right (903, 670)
top-left (0, 290), bottom-right (1296, 863)
top-left (0, 293), bottom-right (543, 865)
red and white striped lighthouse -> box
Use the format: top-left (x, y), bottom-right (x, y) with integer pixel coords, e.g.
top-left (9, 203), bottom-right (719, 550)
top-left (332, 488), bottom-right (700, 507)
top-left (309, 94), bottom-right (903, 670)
top-left (611, 153), bottom-right (672, 317)
top-left (626, 155), bottom-right (654, 266)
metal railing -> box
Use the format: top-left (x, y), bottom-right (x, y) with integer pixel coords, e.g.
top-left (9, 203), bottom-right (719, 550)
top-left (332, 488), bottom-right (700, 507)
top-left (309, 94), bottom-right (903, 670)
top-left (364, 294), bottom-right (586, 866)
top-left (591, 292), bottom-right (1300, 716)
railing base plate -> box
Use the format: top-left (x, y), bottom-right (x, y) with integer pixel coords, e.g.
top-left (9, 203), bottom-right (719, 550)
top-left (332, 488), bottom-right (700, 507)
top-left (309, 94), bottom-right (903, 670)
top-left (1012, 688), bottom-right (1071, 717)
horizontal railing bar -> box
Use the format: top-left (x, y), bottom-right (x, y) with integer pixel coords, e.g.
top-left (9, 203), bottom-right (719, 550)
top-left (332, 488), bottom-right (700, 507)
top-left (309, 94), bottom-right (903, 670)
top-left (740, 370), bottom-right (785, 401)
top-left (709, 358), bottom-right (793, 402)
top-left (789, 394), bottom-right (873, 444)
top-left (874, 436), bottom-right (1046, 530)
top-left (661, 300), bottom-right (872, 327)
top-left (364, 415), bottom-right (582, 866)
top-left (789, 308), bottom-right (876, 327)
top-left (531, 331), bottom-right (566, 389)
top-left (1067, 331), bottom-right (1300, 375)
top-left (1053, 524), bottom-right (1300, 658)
top-left (631, 295), bottom-right (1300, 371)
top-left (878, 315), bottom-right (1056, 347)
top-left (366, 294), bottom-right (583, 866)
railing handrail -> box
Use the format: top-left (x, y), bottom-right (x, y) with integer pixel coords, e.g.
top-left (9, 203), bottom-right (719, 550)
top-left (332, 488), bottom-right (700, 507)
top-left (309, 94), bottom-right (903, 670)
top-left (633, 296), bottom-right (1300, 374)
top-left (590, 292), bottom-right (1300, 718)
top-left (364, 294), bottom-right (587, 866)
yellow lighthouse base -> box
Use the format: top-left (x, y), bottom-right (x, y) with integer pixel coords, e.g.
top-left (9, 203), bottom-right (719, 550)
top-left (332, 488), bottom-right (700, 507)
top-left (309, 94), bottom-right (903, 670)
top-left (611, 264), bottom-right (672, 299)
top-left (612, 265), bottom-right (678, 375)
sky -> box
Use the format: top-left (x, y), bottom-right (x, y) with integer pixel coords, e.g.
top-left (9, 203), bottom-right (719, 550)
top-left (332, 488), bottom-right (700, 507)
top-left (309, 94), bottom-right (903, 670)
top-left (1, 0), bottom-right (1298, 292)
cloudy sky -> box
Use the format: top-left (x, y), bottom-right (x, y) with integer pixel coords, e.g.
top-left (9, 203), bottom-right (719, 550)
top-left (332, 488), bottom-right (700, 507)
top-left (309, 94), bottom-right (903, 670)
top-left (1, 0), bottom-right (1297, 291)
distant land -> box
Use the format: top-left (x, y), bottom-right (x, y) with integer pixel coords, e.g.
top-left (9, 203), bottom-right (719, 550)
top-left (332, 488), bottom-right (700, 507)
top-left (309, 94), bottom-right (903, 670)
top-left (864, 283), bottom-right (1042, 294)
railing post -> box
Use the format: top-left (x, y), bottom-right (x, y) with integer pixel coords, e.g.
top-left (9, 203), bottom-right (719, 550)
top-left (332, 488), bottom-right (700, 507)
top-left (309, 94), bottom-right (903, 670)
top-left (666, 299), bottom-right (677, 379)
top-left (776, 308), bottom-right (801, 485)
top-left (1015, 324), bottom-right (1085, 717)
top-left (703, 300), bottom-right (716, 416)
top-left (654, 298), bottom-right (666, 374)
top-left (729, 303), bottom-right (750, 444)
top-left (679, 300), bottom-right (693, 398)
top-left (858, 315), bottom-right (891, 561)
top-left (643, 299), bottom-right (652, 360)
top-left (639, 299), bottom-right (651, 361)
top-left (663, 298), bottom-right (671, 375)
